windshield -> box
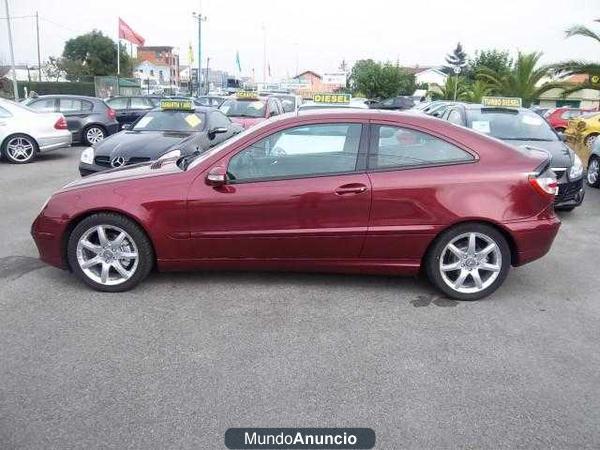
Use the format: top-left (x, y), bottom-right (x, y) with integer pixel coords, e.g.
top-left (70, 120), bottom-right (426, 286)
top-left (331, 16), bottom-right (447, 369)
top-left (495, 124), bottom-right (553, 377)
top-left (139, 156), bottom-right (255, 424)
top-left (132, 110), bottom-right (206, 132)
top-left (219, 99), bottom-right (266, 118)
top-left (467, 109), bottom-right (557, 141)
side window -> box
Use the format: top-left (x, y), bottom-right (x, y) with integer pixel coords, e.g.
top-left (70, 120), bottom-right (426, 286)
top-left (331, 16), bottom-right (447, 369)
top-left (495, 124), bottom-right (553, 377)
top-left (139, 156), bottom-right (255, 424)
top-left (447, 109), bottom-right (464, 125)
top-left (106, 97), bottom-right (129, 110)
top-left (0, 106), bottom-right (12, 118)
top-left (29, 98), bottom-right (55, 112)
top-left (369, 125), bottom-right (473, 170)
top-left (130, 97), bottom-right (153, 109)
top-left (227, 123), bottom-right (363, 182)
top-left (382, 98), bottom-right (395, 106)
top-left (211, 111), bottom-right (231, 128)
top-left (58, 98), bottom-right (84, 112)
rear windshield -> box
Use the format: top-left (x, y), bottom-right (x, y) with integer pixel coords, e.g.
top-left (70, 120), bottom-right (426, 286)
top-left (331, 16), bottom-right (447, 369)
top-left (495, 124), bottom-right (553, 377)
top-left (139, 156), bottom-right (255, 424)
top-left (220, 99), bottom-right (266, 118)
top-left (467, 109), bottom-right (557, 141)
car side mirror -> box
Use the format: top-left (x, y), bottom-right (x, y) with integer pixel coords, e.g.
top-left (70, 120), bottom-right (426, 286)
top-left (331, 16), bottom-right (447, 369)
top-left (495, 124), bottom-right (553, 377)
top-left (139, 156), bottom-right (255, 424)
top-left (269, 110), bottom-right (277, 117)
top-left (122, 123), bottom-right (131, 130)
top-left (557, 131), bottom-right (566, 142)
top-left (208, 127), bottom-right (228, 140)
top-left (206, 166), bottom-right (227, 187)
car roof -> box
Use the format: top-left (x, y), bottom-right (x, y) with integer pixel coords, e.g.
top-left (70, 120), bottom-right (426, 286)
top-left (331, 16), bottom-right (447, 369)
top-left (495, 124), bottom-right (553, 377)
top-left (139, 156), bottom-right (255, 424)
top-left (29, 94), bottom-right (101, 102)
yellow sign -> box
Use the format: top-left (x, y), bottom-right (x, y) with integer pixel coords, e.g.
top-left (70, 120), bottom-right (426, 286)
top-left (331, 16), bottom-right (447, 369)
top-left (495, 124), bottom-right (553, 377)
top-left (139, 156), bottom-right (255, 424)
top-left (313, 93), bottom-right (351, 104)
top-left (591, 75), bottom-right (600, 86)
top-left (236, 91), bottom-right (259, 100)
top-left (160, 99), bottom-right (194, 111)
top-left (184, 113), bottom-right (202, 128)
top-left (481, 96), bottom-right (522, 108)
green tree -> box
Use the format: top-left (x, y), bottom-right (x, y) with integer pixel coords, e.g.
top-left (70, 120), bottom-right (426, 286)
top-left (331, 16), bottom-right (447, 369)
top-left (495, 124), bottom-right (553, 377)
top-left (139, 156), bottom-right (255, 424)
top-left (429, 76), bottom-right (467, 100)
top-left (477, 52), bottom-right (559, 107)
top-left (443, 42), bottom-right (468, 74)
top-left (349, 59), bottom-right (415, 98)
top-left (468, 49), bottom-right (512, 83)
top-left (461, 80), bottom-right (492, 103)
top-left (61, 30), bottom-right (133, 80)
top-left (551, 24), bottom-right (600, 92)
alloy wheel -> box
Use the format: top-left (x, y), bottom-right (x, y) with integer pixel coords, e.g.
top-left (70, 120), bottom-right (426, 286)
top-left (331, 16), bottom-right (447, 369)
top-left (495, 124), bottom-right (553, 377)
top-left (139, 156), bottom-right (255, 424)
top-left (7, 137), bottom-right (34, 162)
top-left (439, 232), bottom-right (502, 295)
top-left (587, 158), bottom-right (599, 186)
top-left (586, 135), bottom-right (598, 150)
top-left (86, 127), bottom-right (105, 145)
top-left (76, 224), bottom-right (139, 286)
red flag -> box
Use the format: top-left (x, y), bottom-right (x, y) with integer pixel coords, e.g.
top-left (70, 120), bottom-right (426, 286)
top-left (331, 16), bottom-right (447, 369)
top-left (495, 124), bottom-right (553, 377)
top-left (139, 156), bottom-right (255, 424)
top-left (118, 18), bottom-right (144, 46)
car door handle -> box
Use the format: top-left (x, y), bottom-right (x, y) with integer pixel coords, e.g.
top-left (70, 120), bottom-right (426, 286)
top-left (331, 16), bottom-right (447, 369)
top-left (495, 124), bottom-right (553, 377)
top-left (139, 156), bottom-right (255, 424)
top-left (335, 183), bottom-right (368, 195)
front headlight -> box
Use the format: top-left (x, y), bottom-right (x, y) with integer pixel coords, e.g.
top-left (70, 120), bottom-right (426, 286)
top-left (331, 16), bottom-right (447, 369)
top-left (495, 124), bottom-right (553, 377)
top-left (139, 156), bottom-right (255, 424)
top-left (569, 153), bottom-right (584, 179)
top-left (158, 149), bottom-right (181, 161)
top-left (80, 147), bottom-right (94, 165)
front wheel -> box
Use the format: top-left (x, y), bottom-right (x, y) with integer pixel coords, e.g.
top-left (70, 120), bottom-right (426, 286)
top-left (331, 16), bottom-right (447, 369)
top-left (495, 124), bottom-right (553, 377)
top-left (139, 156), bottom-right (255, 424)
top-left (67, 213), bottom-right (154, 292)
top-left (2, 134), bottom-right (38, 163)
top-left (587, 156), bottom-right (600, 188)
top-left (426, 224), bottom-right (511, 301)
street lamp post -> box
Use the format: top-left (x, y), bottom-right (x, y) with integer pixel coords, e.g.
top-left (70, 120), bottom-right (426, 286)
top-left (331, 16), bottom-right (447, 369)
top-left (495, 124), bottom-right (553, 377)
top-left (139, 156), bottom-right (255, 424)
top-left (192, 12), bottom-right (207, 97)
top-left (453, 66), bottom-right (462, 101)
top-left (3, 0), bottom-right (19, 100)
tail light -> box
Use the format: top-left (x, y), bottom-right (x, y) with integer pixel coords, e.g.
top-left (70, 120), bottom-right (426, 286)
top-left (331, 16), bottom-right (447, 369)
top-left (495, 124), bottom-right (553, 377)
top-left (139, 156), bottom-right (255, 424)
top-left (54, 116), bottom-right (68, 130)
top-left (107, 108), bottom-right (116, 120)
top-left (529, 173), bottom-right (558, 197)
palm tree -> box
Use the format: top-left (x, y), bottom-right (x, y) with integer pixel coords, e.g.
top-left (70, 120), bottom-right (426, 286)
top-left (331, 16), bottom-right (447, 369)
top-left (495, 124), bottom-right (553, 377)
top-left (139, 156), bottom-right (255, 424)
top-left (462, 80), bottom-right (492, 103)
top-left (477, 52), bottom-right (560, 107)
top-left (551, 23), bottom-right (600, 92)
top-left (429, 76), bottom-right (467, 101)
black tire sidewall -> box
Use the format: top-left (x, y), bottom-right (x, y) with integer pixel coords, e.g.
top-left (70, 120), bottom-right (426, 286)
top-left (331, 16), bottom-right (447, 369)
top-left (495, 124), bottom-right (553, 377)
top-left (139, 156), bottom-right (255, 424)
top-left (83, 125), bottom-right (106, 146)
top-left (67, 213), bottom-right (154, 292)
top-left (587, 156), bottom-right (600, 188)
top-left (426, 223), bottom-right (511, 301)
top-left (2, 134), bottom-right (38, 164)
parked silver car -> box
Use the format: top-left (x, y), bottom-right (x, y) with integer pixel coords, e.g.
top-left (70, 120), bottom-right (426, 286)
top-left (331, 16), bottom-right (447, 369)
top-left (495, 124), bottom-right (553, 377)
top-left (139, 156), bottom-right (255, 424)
top-left (0, 98), bottom-right (72, 163)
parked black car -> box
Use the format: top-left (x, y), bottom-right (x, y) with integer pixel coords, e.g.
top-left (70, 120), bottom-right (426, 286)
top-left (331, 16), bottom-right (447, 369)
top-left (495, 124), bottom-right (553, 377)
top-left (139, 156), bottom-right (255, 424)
top-left (79, 102), bottom-right (243, 176)
top-left (23, 95), bottom-right (120, 146)
top-left (104, 96), bottom-right (161, 129)
top-left (441, 103), bottom-right (585, 211)
top-left (370, 96), bottom-right (415, 110)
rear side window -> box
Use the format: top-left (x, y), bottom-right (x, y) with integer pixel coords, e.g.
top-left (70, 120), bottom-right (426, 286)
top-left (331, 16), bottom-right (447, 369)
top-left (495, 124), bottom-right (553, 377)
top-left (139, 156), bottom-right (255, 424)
top-left (447, 110), bottom-right (464, 125)
top-left (106, 97), bottom-right (129, 110)
top-left (369, 125), bottom-right (473, 170)
top-left (59, 98), bottom-right (93, 112)
top-left (130, 97), bottom-right (154, 109)
top-left (29, 98), bottom-right (55, 112)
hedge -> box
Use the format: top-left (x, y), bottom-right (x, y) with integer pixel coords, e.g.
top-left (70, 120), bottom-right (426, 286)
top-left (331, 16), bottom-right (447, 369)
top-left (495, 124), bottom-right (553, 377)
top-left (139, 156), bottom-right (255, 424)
top-left (17, 81), bottom-right (96, 97)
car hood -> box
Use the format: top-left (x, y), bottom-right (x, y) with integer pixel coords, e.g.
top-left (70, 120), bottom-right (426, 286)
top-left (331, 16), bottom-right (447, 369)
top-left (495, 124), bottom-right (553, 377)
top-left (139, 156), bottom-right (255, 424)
top-left (503, 139), bottom-right (573, 168)
top-left (62, 159), bottom-right (181, 191)
top-left (229, 117), bottom-right (265, 129)
top-left (94, 130), bottom-right (196, 158)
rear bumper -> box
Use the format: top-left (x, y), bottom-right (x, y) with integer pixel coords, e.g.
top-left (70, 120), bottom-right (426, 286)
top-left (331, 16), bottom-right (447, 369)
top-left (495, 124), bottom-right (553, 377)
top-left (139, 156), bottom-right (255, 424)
top-left (37, 131), bottom-right (72, 152)
top-left (506, 210), bottom-right (561, 266)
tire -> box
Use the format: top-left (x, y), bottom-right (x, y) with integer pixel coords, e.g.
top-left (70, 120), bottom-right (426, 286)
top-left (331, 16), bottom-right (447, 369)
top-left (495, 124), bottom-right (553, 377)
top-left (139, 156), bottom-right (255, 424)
top-left (555, 206), bottom-right (575, 212)
top-left (587, 156), bottom-right (600, 188)
top-left (2, 134), bottom-right (38, 164)
top-left (584, 133), bottom-right (599, 150)
top-left (82, 125), bottom-right (106, 146)
top-left (425, 223), bottom-right (511, 301)
top-left (67, 212), bottom-right (154, 292)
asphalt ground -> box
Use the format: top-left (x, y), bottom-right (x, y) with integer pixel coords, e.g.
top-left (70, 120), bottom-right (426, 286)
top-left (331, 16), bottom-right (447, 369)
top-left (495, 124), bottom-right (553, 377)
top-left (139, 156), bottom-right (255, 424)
top-left (1, 147), bottom-right (599, 449)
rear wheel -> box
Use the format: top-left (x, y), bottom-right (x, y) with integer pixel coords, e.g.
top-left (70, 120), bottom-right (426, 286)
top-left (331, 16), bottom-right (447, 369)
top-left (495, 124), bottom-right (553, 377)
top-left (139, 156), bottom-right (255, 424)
top-left (587, 156), bottom-right (600, 188)
top-left (83, 125), bottom-right (106, 146)
top-left (67, 213), bottom-right (154, 292)
top-left (426, 223), bottom-right (511, 301)
top-left (2, 134), bottom-right (38, 164)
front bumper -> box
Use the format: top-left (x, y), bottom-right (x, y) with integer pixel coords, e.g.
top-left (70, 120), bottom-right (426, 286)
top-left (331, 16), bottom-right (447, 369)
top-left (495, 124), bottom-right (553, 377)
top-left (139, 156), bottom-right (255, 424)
top-left (555, 177), bottom-right (585, 208)
top-left (31, 213), bottom-right (68, 269)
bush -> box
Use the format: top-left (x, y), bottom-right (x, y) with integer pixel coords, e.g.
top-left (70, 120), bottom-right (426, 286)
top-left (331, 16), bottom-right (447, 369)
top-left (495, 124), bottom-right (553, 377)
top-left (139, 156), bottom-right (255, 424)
top-left (17, 81), bottom-right (95, 97)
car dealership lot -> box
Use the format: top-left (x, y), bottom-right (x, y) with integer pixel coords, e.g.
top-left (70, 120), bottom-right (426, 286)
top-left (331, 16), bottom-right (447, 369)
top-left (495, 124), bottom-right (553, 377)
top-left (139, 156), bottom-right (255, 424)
top-left (1, 148), bottom-right (599, 448)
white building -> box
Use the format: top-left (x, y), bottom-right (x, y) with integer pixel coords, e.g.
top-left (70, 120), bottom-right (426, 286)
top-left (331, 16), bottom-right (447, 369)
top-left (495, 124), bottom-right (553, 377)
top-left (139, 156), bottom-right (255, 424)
top-left (134, 61), bottom-right (174, 85)
top-left (414, 68), bottom-right (447, 87)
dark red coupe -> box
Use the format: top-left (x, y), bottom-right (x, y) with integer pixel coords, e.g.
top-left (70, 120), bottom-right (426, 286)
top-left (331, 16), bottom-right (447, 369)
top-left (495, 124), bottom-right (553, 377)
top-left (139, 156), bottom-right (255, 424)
top-left (32, 110), bottom-right (560, 300)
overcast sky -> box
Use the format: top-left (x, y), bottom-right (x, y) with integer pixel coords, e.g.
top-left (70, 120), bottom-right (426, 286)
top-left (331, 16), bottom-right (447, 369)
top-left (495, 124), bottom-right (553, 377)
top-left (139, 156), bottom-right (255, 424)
top-left (1, 0), bottom-right (598, 79)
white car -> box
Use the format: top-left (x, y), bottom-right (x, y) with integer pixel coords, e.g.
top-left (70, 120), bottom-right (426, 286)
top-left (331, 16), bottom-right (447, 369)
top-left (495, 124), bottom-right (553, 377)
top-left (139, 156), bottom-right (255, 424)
top-left (0, 98), bottom-right (71, 163)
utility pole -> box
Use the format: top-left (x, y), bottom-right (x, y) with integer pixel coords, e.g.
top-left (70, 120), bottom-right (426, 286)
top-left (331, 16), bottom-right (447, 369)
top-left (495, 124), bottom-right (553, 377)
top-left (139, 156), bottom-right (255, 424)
top-left (3, 0), bottom-right (18, 100)
top-left (205, 57), bottom-right (210, 95)
top-left (192, 12), bottom-right (206, 97)
top-left (35, 11), bottom-right (42, 81)
top-left (261, 23), bottom-right (266, 84)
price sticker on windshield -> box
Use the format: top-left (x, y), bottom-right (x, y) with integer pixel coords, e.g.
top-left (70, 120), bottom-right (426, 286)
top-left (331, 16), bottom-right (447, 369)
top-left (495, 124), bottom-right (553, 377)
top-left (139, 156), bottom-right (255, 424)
top-left (185, 114), bottom-right (202, 128)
